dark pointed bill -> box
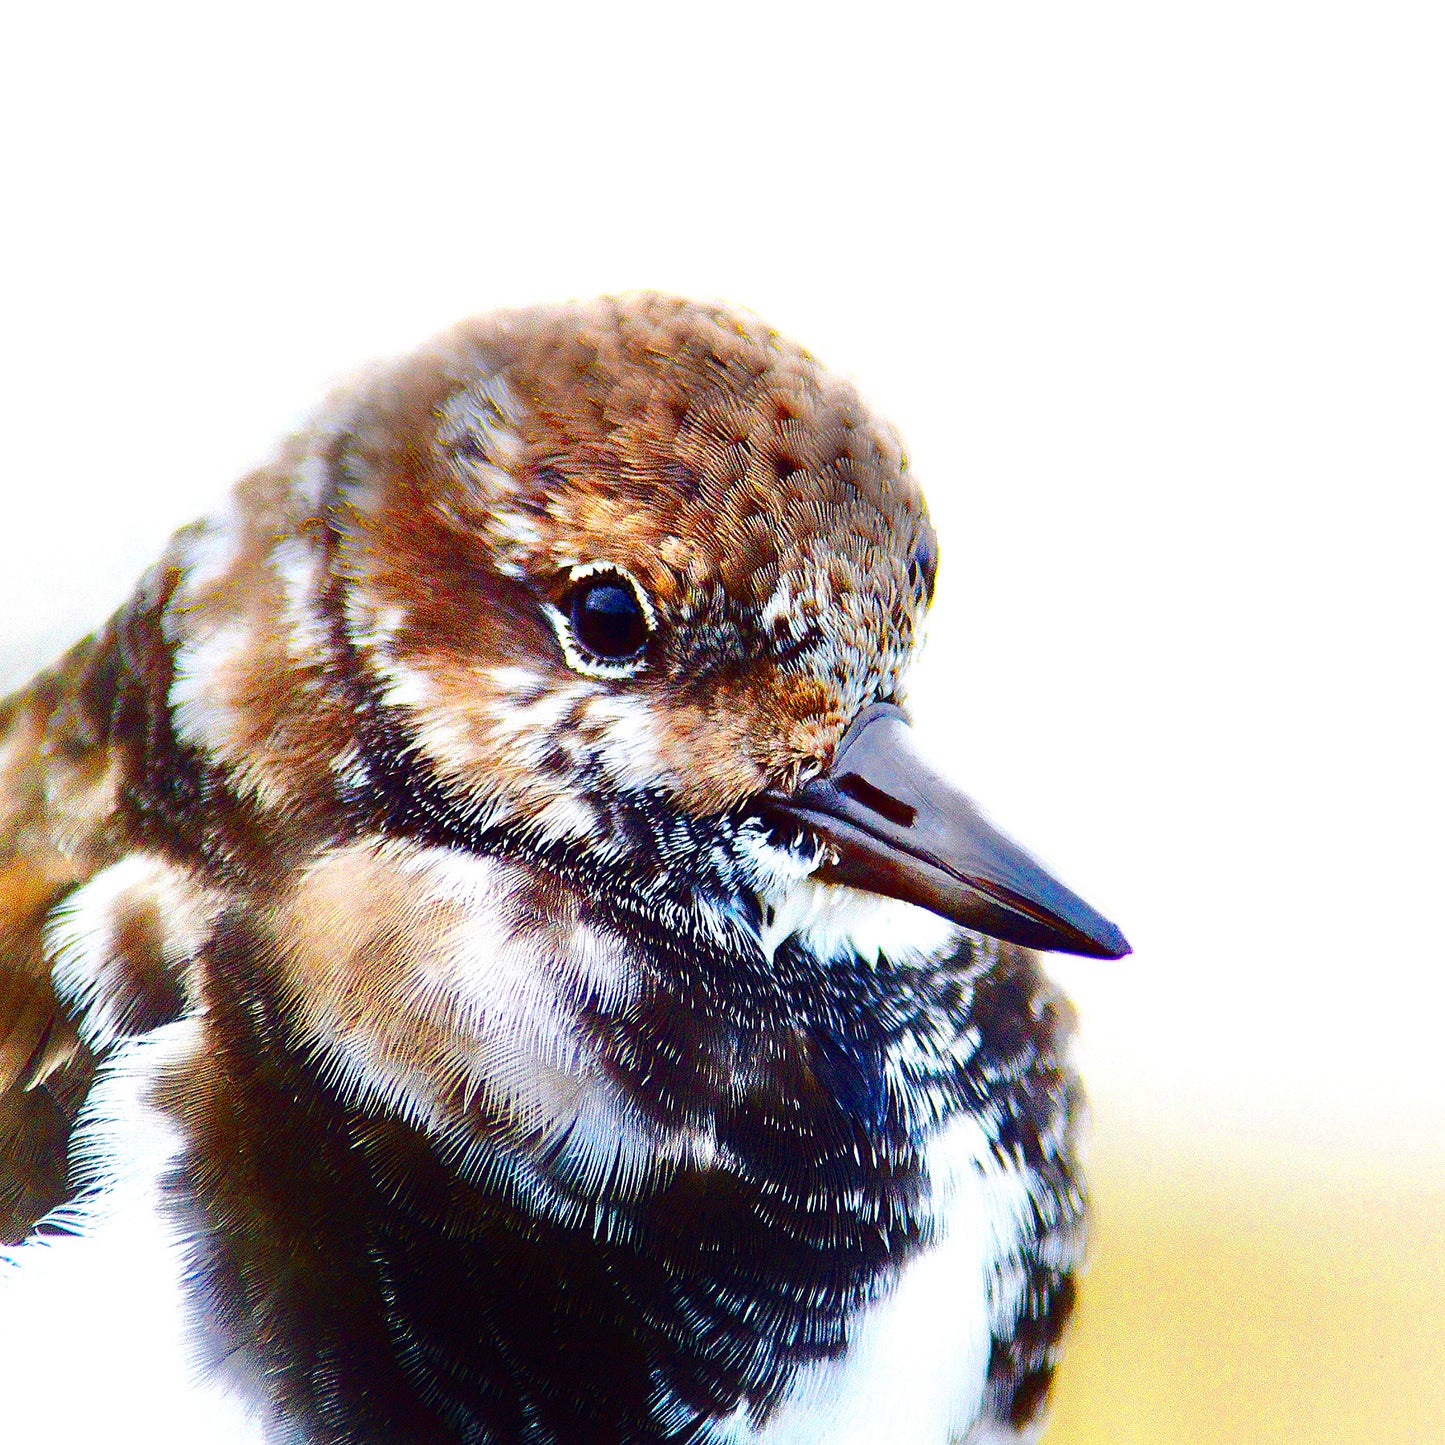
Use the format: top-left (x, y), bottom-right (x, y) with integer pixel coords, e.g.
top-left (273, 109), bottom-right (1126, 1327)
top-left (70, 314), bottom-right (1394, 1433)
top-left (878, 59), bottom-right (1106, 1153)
top-left (762, 703), bottom-right (1130, 959)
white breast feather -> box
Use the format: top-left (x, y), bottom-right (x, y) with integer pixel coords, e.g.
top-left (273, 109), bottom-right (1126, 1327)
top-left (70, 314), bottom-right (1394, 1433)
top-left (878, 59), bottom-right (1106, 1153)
top-left (710, 1112), bottom-right (1032, 1445)
top-left (0, 1022), bottom-right (271, 1444)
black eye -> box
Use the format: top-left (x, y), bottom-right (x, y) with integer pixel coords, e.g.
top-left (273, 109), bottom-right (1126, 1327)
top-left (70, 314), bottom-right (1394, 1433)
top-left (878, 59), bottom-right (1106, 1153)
top-left (567, 573), bottom-right (650, 662)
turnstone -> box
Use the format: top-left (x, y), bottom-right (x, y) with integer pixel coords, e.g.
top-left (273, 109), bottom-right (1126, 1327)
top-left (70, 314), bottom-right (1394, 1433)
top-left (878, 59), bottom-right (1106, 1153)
top-left (0, 295), bottom-right (1126, 1444)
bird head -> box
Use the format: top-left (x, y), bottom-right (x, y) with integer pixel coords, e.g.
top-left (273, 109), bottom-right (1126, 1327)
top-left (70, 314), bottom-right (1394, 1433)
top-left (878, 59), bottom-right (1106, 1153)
top-left (298, 294), bottom-right (1126, 961)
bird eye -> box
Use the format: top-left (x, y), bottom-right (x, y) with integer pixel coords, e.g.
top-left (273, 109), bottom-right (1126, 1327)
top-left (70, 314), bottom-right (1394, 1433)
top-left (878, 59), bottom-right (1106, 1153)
top-left (571, 576), bottom-right (648, 660)
top-left (547, 564), bottom-right (655, 677)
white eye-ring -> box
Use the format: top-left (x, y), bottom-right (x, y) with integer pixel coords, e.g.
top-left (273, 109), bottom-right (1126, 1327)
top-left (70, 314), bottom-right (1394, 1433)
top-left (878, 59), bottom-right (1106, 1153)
top-left (543, 561), bottom-right (657, 679)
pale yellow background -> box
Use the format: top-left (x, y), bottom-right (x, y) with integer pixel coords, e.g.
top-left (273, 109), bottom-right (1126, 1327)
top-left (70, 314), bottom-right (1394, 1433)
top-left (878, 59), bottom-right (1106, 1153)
top-left (3, 5), bottom-right (1441, 1440)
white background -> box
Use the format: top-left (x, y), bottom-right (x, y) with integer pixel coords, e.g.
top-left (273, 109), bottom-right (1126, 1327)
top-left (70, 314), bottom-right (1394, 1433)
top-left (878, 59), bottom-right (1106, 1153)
top-left (2, 2), bottom-right (1441, 1195)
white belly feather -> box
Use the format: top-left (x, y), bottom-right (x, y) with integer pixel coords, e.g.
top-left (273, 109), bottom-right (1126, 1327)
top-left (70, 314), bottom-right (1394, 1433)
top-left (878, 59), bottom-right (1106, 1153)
top-left (0, 1022), bottom-right (270, 1445)
top-left (714, 1113), bottom-right (1032, 1445)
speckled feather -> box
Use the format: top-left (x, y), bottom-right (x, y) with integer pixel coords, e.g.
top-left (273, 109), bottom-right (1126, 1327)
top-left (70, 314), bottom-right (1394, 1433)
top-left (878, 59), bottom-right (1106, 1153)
top-left (0, 295), bottom-right (1083, 1444)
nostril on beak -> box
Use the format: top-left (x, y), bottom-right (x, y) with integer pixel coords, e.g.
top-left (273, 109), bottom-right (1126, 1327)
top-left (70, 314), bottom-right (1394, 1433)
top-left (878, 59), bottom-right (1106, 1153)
top-left (835, 773), bottom-right (917, 828)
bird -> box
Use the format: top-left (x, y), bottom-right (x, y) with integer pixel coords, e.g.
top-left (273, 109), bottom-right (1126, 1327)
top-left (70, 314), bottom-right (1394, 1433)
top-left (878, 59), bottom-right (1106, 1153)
top-left (0, 294), bottom-right (1127, 1445)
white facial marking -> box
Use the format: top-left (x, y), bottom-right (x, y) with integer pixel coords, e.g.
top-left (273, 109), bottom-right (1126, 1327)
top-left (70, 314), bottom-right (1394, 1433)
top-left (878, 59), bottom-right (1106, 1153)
top-left (167, 613), bottom-right (305, 811)
top-left (167, 615), bottom-right (255, 757)
top-left (579, 690), bottom-right (668, 791)
top-left (763, 877), bottom-right (961, 969)
top-left (737, 830), bottom-right (961, 967)
top-left (373, 652), bottom-right (435, 710)
top-left (486, 665), bottom-right (546, 698)
top-left (485, 677), bottom-right (592, 748)
top-left (492, 509), bottom-right (544, 549)
top-left (269, 534), bottom-right (331, 663)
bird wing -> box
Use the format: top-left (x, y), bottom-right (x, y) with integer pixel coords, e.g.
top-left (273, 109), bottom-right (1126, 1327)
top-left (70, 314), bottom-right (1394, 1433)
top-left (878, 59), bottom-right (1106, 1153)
top-left (0, 631), bottom-right (135, 1242)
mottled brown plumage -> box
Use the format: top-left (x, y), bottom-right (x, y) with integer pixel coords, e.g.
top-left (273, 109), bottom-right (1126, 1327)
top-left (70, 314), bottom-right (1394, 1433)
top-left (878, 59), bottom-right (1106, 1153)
top-left (3, 296), bottom-right (935, 1230)
top-left (0, 295), bottom-right (1111, 1445)
top-left (0, 639), bottom-right (118, 1241)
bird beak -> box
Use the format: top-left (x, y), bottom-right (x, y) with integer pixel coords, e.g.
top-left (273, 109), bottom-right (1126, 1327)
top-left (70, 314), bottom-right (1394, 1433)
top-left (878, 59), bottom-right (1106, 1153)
top-left (762, 704), bottom-right (1130, 959)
